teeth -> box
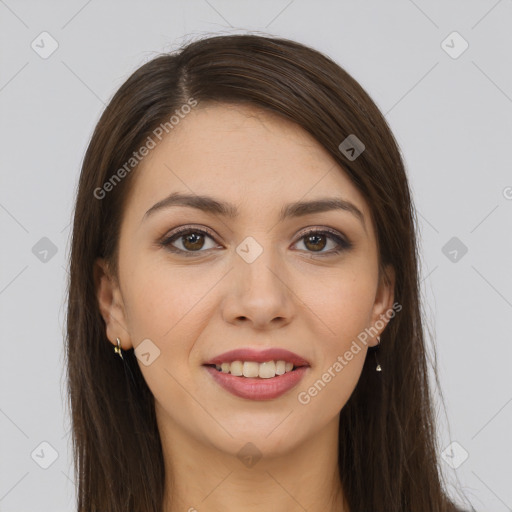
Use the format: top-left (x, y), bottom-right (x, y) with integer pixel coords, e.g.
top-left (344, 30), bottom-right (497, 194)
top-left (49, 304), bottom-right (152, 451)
top-left (211, 360), bottom-right (297, 378)
top-left (259, 361), bottom-right (276, 379)
top-left (243, 361), bottom-right (259, 378)
top-left (230, 360), bottom-right (243, 376)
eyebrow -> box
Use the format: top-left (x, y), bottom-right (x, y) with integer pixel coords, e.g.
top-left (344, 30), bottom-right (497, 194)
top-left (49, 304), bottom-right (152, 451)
top-left (143, 192), bottom-right (366, 230)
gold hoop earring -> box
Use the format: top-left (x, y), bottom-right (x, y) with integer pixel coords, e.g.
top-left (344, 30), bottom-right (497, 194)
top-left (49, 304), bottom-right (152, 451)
top-left (114, 337), bottom-right (124, 360)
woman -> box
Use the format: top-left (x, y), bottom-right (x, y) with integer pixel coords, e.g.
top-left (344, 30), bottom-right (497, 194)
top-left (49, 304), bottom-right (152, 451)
top-left (65, 33), bottom-right (469, 511)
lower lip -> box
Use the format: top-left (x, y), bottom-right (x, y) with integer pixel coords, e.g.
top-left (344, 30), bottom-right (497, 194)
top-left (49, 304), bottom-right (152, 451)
top-left (204, 366), bottom-right (309, 400)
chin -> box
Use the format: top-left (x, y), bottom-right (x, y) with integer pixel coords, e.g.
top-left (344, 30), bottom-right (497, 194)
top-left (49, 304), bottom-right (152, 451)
top-left (198, 415), bottom-right (309, 459)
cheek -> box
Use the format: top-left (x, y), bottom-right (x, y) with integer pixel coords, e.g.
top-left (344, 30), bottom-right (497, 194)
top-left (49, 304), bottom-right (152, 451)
top-left (294, 266), bottom-right (376, 402)
top-left (294, 351), bottom-right (365, 437)
top-left (121, 264), bottom-right (214, 399)
top-left (299, 264), bottom-right (377, 343)
top-left (294, 274), bottom-right (374, 417)
top-left (331, 282), bottom-right (376, 342)
top-left (122, 260), bottom-right (216, 343)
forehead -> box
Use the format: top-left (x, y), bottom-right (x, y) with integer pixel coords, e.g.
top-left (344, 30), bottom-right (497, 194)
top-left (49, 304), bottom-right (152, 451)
top-left (124, 103), bottom-right (371, 224)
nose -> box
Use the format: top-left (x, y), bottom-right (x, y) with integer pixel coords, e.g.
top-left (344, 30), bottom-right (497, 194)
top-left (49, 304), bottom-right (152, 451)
top-left (221, 246), bottom-right (295, 330)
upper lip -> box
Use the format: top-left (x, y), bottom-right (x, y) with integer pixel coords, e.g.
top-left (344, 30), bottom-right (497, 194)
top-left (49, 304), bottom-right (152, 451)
top-left (204, 348), bottom-right (310, 367)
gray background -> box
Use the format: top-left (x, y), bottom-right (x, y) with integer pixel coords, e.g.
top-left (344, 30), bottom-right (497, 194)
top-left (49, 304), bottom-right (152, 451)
top-left (1, 0), bottom-right (511, 510)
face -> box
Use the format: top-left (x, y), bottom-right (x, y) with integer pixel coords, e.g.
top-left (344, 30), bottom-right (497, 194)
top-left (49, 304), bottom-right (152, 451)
top-left (96, 102), bottom-right (395, 458)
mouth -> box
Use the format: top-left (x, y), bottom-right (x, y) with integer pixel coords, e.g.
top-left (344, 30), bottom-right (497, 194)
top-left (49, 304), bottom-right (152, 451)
top-left (204, 360), bottom-right (304, 379)
top-left (203, 348), bottom-right (310, 400)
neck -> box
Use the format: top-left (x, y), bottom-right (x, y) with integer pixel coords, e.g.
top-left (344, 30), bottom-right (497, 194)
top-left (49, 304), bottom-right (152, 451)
top-left (158, 410), bottom-right (348, 512)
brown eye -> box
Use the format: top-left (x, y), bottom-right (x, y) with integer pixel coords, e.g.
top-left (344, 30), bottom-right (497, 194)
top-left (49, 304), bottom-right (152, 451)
top-left (303, 233), bottom-right (328, 252)
top-left (161, 227), bottom-right (219, 256)
top-left (294, 229), bottom-right (352, 256)
top-left (181, 232), bottom-right (206, 251)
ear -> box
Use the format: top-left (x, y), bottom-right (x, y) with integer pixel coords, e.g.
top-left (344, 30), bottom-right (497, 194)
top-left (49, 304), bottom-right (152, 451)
top-left (368, 264), bottom-right (396, 348)
top-left (94, 258), bottom-right (133, 350)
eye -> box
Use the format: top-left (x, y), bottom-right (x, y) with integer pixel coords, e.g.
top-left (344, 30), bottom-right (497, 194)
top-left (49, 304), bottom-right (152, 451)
top-left (160, 226), bottom-right (219, 256)
top-left (159, 226), bottom-right (352, 257)
top-left (293, 228), bottom-right (352, 256)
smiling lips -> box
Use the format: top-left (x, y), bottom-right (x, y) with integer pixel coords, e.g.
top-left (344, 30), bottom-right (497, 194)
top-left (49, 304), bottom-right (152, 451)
top-left (203, 348), bottom-right (310, 400)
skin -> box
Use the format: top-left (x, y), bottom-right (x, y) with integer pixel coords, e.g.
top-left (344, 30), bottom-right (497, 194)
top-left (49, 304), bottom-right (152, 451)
top-left (95, 102), bottom-right (395, 512)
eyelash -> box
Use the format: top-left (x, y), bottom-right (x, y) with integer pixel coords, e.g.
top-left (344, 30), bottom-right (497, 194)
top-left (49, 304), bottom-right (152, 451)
top-left (159, 225), bottom-right (352, 258)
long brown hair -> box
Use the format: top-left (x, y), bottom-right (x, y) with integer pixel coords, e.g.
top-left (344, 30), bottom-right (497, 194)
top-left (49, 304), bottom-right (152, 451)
top-left (65, 33), bottom-right (467, 511)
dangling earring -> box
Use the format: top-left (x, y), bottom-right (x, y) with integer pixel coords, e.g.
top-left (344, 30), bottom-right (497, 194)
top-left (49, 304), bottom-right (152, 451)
top-left (114, 337), bottom-right (124, 360)
top-left (113, 337), bottom-right (137, 386)
top-left (374, 336), bottom-right (382, 372)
